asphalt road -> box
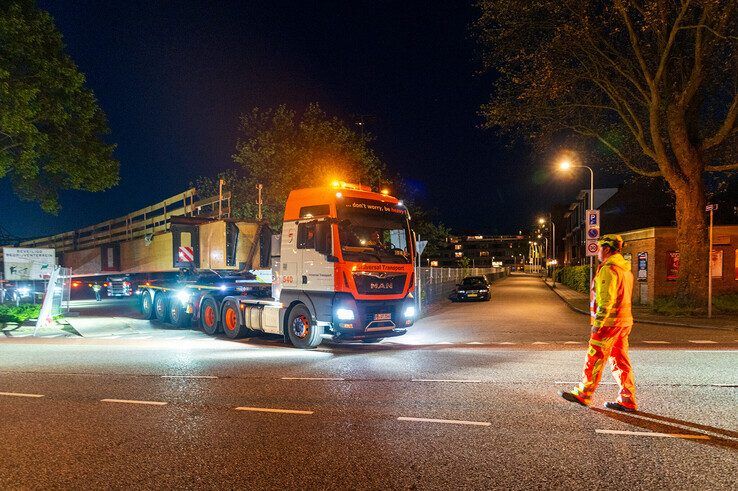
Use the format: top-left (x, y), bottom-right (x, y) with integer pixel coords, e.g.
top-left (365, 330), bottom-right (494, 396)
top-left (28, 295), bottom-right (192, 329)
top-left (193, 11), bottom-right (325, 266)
top-left (0, 275), bottom-right (736, 490)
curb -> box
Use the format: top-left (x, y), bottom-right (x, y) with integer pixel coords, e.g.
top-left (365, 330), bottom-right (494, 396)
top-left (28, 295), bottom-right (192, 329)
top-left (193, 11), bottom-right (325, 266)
top-left (542, 279), bottom-right (736, 332)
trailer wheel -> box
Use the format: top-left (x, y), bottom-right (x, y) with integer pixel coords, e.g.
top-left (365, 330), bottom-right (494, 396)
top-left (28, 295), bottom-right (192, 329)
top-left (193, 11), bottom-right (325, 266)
top-left (140, 290), bottom-right (155, 319)
top-left (154, 292), bottom-right (170, 322)
top-left (200, 297), bottom-right (220, 335)
top-left (170, 301), bottom-right (192, 328)
top-left (286, 304), bottom-right (322, 349)
top-left (221, 299), bottom-right (245, 339)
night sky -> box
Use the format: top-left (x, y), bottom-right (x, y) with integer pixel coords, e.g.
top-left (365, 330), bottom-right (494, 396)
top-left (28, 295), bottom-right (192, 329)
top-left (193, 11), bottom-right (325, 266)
top-left (3, 1), bottom-right (623, 239)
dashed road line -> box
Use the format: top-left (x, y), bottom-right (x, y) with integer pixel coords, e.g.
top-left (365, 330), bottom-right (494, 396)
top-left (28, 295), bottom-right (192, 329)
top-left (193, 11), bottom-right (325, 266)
top-left (398, 416), bottom-right (491, 427)
top-left (595, 429), bottom-right (710, 440)
top-left (0, 391), bottom-right (45, 398)
top-left (564, 341), bottom-right (583, 344)
top-left (161, 375), bottom-right (218, 379)
top-left (495, 341), bottom-right (516, 345)
top-left (235, 406), bottom-right (313, 415)
top-left (689, 340), bottom-right (718, 344)
top-left (412, 379), bottom-right (482, 383)
top-left (643, 340), bottom-right (670, 344)
top-left (532, 341), bottom-right (549, 345)
top-left (281, 377), bottom-right (345, 381)
top-left (466, 341), bottom-right (483, 345)
top-left (101, 398), bottom-right (167, 406)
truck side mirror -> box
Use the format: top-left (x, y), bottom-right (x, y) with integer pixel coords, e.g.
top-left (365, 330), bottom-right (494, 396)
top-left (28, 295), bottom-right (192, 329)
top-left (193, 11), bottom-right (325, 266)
top-left (315, 221), bottom-right (332, 255)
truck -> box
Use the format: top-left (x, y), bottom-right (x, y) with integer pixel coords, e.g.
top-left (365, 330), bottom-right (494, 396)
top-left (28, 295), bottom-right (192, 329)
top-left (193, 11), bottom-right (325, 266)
top-left (20, 183), bottom-right (417, 348)
top-left (136, 181), bottom-right (417, 348)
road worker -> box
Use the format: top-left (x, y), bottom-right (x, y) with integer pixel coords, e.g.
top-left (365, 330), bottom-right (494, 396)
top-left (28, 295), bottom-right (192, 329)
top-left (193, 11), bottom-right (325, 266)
top-left (92, 282), bottom-right (102, 302)
top-left (560, 234), bottom-right (637, 412)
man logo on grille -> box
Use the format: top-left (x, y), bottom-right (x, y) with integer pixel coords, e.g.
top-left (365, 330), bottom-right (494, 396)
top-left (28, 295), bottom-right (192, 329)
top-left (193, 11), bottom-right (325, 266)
top-left (370, 282), bottom-right (394, 290)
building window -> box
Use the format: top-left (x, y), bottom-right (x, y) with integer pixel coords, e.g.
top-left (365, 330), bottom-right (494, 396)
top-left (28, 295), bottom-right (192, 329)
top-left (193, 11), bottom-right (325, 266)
top-left (455, 252), bottom-right (463, 258)
top-left (454, 244), bottom-right (462, 250)
top-left (479, 251), bottom-right (489, 257)
top-left (430, 260), bottom-right (439, 267)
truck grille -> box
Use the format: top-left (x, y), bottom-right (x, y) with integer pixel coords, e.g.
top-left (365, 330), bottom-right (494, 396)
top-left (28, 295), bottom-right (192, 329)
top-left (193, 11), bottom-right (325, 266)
top-left (353, 273), bottom-right (407, 295)
top-left (358, 301), bottom-right (399, 331)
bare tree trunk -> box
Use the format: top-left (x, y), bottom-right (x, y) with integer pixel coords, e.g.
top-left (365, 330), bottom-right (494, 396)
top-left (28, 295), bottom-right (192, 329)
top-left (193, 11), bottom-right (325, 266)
top-left (671, 179), bottom-right (708, 306)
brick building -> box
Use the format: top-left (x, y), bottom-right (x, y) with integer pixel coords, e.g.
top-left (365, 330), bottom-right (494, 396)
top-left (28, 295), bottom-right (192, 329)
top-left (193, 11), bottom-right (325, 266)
top-left (427, 235), bottom-right (529, 268)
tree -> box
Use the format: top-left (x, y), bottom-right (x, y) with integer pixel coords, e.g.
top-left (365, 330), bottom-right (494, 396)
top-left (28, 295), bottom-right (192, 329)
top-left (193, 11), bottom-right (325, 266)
top-left (476, 0), bottom-right (737, 304)
top-left (0, 1), bottom-right (118, 213)
top-left (232, 103), bottom-right (385, 229)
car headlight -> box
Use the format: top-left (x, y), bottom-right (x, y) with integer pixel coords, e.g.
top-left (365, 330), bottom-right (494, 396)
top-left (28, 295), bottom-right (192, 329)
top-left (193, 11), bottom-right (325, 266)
top-left (403, 306), bottom-right (416, 318)
top-left (479, 289), bottom-right (488, 293)
top-left (17, 287), bottom-right (30, 296)
top-left (175, 290), bottom-right (192, 304)
top-left (335, 308), bottom-right (355, 320)
top-left (458, 290), bottom-right (466, 294)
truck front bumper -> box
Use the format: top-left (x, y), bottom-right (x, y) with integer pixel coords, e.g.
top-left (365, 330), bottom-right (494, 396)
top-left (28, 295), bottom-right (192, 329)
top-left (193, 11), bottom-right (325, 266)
top-left (322, 327), bottom-right (408, 343)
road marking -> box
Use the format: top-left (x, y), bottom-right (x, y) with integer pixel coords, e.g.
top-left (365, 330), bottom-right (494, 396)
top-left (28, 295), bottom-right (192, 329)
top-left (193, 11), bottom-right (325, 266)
top-left (532, 341), bottom-right (549, 345)
top-left (235, 406), bottom-right (313, 415)
top-left (643, 340), bottom-right (670, 344)
top-left (495, 341), bottom-right (516, 345)
top-left (564, 341), bottom-right (583, 344)
top-left (688, 340), bottom-right (718, 344)
top-left (101, 398), bottom-right (167, 406)
top-left (466, 341), bottom-right (483, 345)
top-left (161, 375), bottom-right (218, 379)
top-left (281, 377), bottom-right (345, 381)
top-left (595, 429), bottom-right (710, 440)
top-left (412, 379), bottom-right (482, 383)
top-left (0, 391), bottom-right (45, 398)
top-left (398, 417), bottom-right (491, 427)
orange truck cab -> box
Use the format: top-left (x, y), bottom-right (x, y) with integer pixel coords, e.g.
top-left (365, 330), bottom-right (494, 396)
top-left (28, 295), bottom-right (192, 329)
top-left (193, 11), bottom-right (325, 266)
top-left (274, 182), bottom-right (417, 348)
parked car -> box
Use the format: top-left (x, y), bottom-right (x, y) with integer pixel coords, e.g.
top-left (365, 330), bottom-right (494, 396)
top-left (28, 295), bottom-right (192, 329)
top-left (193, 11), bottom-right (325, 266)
top-left (449, 276), bottom-right (491, 302)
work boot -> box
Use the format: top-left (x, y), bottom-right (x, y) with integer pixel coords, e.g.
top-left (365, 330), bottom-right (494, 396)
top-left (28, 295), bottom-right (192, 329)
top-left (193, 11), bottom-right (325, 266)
top-left (604, 402), bottom-right (635, 412)
top-left (559, 391), bottom-right (588, 407)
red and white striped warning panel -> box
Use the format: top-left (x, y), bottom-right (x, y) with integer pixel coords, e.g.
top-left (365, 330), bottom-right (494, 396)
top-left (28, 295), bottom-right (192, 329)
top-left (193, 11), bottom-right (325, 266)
top-left (178, 246), bottom-right (194, 262)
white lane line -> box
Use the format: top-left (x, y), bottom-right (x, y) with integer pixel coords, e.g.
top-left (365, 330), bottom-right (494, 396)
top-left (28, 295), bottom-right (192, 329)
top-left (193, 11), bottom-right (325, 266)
top-left (689, 340), bottom-right (718, 344)
top-left (0, 391), bottom-right (45, 398)
top-left (281, 377), bottom-right (345, 381)
top-left (161, 375), bottom-right (218, 379)
top-left (235, 406), bottom-right (313, 415)
top-left (398, 416), bottom-right (491, 427)
top-left (595, 429), bottom-right (710, 440)
top-left (564, 341), bottom-right (583, 344)
top-left (412, 379), bottom-right (482, 383)
top-left (495, 341), bottom-right (516, 345)
top-left (101, 398), bottom-right (167, 406)
top-left (532, 341), bottom-right (549, 345)
top-left (466, 341), bottom-right (483, 345)
top-left (643, 340), bottom-right (670, 344)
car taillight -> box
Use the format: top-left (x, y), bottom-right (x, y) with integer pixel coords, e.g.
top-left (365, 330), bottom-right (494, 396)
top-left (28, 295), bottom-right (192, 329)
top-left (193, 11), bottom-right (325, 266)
top-left (123, 282), bottom-right (130, 286)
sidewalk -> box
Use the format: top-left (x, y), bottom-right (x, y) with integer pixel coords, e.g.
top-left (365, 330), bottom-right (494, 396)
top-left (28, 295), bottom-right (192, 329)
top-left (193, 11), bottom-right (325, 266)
top-left (543, 278), bottom-right (738, 331)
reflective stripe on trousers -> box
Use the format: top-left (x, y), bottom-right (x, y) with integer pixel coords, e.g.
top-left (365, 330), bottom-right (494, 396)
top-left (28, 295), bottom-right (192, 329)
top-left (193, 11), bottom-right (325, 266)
top-left (571, 325), bottom-right (637, 409)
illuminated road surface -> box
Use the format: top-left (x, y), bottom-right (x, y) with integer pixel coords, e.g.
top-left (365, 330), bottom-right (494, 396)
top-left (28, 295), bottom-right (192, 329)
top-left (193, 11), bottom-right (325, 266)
top-left (0, 275), bottom-right (735, 489)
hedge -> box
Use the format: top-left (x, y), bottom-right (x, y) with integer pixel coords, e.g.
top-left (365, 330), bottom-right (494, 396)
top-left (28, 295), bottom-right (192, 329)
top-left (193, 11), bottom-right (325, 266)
top-left (554, 266), bottom-right (591, 294)
top-left (0, 304), bottom-right (41, 324)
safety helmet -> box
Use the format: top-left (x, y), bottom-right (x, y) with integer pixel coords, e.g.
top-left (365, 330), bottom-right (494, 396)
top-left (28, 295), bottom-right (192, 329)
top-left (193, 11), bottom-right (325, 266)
top-left (598, 234), bottom-right (623, 251)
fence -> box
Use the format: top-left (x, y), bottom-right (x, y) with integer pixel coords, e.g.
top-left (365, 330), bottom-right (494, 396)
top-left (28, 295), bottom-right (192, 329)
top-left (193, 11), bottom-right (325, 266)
top-left (416, 267), bottom-right (508, 313)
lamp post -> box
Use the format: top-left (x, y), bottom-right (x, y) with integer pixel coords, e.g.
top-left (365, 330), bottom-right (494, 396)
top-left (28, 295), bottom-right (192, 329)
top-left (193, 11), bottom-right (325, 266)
top-left (558, 158), bottom-right (595, 286)
top-left (539, 216), bottom-right (556, 285)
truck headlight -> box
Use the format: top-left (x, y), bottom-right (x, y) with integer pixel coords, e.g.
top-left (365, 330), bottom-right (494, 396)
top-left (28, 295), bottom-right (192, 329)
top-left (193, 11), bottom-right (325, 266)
top-left (175, 290), bottom-right (192, 305)
top-left (17, 287), bottom-right (30, 296)
top-left (335, 308), bottom-right (355, 320)
top-left (403, 306), bottom-right (416, 318)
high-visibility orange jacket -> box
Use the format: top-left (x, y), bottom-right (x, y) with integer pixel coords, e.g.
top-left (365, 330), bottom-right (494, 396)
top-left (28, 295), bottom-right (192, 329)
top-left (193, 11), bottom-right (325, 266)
top-left (590, 253), bottom-right (634, 328)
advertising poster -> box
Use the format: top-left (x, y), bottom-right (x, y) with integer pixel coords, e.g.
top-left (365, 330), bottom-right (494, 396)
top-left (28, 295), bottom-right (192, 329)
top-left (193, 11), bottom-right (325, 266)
top-left (666, 251), bottom-right (679, 281)
top-left (637, 252), bottom-right (648, 281)
top-left (710, 250), bottom-right (723, 278)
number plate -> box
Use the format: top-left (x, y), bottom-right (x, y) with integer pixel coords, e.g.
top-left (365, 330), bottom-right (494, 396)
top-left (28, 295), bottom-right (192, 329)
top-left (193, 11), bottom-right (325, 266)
top-left (373, 313), bottom-right (391, 321)
top-left (467, 293), bottom-right (478, 297)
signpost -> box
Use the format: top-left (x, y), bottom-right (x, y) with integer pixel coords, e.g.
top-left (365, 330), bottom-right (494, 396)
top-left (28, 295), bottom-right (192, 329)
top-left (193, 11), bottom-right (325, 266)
top-left (415, 238), bottom-right (428, 314)
top-left (706, 204), bottom-right (718, 318)
top-left (2, 247), bottom-right (56, 280)
top-left (585, 210), bottom-right (600, 257)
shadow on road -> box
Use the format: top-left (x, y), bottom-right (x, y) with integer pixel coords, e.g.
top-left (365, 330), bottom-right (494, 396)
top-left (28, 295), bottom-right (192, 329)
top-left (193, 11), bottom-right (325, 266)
top-left (591, 407), bottom-right (738, 450)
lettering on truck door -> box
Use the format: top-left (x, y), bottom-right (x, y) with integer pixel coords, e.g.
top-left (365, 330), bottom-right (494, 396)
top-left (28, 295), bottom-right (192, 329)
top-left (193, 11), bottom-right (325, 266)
top-left (281, 222), bottom-right (299, 288)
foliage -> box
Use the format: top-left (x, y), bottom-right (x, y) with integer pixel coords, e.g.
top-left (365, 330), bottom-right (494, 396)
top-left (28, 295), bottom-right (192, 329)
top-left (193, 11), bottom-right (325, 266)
top-left (554, 265), bottom-right (591, 294)
top-left (0, 303), bottom-right (40, 323)
top-left (231, 103), bottom-right (384, 229)
top-left (713, 294), bottom-right (738, 314)
top-left (476, 0), bottom-right (738, 303)
top-left (0, 1), bottom-right (118, 213)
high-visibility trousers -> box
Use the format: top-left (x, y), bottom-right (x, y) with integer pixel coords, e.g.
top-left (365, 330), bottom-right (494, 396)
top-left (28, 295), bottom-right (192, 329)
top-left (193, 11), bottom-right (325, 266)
top-left (571, 325), bottom-right (637, 409)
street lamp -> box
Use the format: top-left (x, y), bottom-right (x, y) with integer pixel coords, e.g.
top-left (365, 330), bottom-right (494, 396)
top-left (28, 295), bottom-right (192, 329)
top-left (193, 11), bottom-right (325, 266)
top-left (539, 215), bottom-right (557, 286)
top-left (558, 156), bottom-right (596, 286)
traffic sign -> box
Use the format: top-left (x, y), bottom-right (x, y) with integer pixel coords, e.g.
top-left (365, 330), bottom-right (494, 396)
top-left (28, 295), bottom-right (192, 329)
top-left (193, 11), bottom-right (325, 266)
top-left (706, 203), bottom-right (718, 212)
top-left (587, 210), bottom-right (600, 227)
top-left (416, 240), bottom-right (428, 256)
top-left (586, 240), bottom-right (599, 257)
top-left (178, 246), bottom-right (194, 263)
top-left (587, 228), bottom-right (600, 239)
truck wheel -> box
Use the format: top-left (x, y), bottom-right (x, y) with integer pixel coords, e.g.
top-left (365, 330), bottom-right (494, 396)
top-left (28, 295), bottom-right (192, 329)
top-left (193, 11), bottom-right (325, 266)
top-left (140, 290), bottom-right (155, 319)
top-left (170, 301), bottom-right (192, 328)
top-left (286, 304), bottom-right (322, 349)
top-left (154, 292), bottom-right (170, 322)
top-left (221, 299), bottom-right (245, 339)
top-left (200, 297), bottom-right (220, 335)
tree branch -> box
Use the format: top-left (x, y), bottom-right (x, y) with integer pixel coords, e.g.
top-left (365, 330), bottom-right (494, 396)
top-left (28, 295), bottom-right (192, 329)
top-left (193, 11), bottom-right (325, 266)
top-left (615, 0), bottom-right (655, 89)
top-left (574, 126), bottom-right (662, 177)
top-left (705, 161), bottom-right (738, 172)
top-left (654, 0), bottom-right (692, 84)
top-left (701, 91), bottom-right (738, 150)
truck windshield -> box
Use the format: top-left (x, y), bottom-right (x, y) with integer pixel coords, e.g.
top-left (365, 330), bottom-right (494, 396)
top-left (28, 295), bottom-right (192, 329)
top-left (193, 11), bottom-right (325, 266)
top-left (336, 198), bottom-right (412, 264)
